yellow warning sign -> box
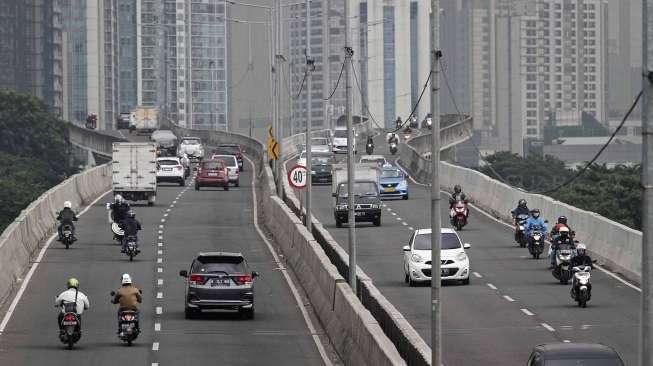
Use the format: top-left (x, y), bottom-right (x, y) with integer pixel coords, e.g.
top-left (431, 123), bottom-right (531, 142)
top-left (267, 125), bottom-right (280, 160)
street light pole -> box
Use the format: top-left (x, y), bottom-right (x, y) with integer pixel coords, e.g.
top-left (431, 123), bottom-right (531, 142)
top-left (304, 0), bottom-right (313, 232)
top-left (430, 1), bottom-right (442, 366)
top-left (344, 0), bottom-right (356, 292)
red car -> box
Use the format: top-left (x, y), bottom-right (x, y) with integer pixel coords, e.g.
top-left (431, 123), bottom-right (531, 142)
top-left (195, 160), bottom-right (229, 191)
top-left (213, 144), bottom-right (244, 171)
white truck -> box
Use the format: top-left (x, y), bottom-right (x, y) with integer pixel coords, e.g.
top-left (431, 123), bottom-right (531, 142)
top-left (129, 107), bottom-right (159, 135)
top-left (112, 142), bottom-right (158, 205)
top-left (331, 163), bottom-right (380, 196)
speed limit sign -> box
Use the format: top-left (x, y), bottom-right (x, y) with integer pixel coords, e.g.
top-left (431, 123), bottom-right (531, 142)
top-left (288, 164), bottom-right (308, 189)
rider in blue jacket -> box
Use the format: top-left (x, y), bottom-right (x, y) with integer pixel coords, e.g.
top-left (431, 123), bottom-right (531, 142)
top-left (524, 208), bottom-right (547, 245)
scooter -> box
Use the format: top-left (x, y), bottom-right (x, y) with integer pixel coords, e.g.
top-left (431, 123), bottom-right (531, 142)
top-left (528, 230), bottom-right (545, 259)
top-left (514, 214), bottom-right (529, 247)
top-left (112, 222), bottom-right (124, 245)
top-left (552, 243), bottom-right (574, 284)
top-left (60, 224), bottom-right (76, 249)
top-left (389, 142), bottom-right (398, 155)
top-left (123, 235), bottom-right (140, 261)
top-left (450, 201), bottom-right (468, 231)
top-left (57, 303), bottom-right (81, 350)
top-left (570, 266), bottom-right (592, 308)
top-left (366, 142), bottom-right (374, 155)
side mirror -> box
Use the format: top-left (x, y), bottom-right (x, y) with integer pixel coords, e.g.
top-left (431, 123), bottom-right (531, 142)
top-left (179, 270), bottom-right (188, 277)
top-left (193, 166), bottom-right (198, 171)
top-left (332, 192), bottom-right (337, 197)
top-left (544, 220), bottom-right (549, 223)
top-left (402, 245), bottom-right (410, 252)
top-left (252, 271), bottom-right (259, 278)
top-left (463, 243), bottom-right (471, 249)
top-left (110, 291), bottom-right (116, 297)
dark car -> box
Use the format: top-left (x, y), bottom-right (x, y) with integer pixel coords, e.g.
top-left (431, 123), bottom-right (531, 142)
top-left (116, 113), bottom-right (131, 129)
top-left (527, 343), bottom-right (624, 366)
top-left (179, 252), bottom-right (258, 319)
top-left (310, 152), bottom-right (335, 184)
top-left (213, 144), bottom-right (244, 171)
top-left (333, 180), bottom-right (382, 227)
top-left (195, 160), bottom-right (229, 191)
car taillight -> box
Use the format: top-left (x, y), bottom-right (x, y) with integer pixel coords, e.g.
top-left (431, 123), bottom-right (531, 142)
top-left (176, 165), bottom-right (183, 171)
top-left (189, 274), bottom-right (206, 285)
top-left (64, 314), bottom-right (76, 322)
top-left (234, 274), bottom-right (252, 285)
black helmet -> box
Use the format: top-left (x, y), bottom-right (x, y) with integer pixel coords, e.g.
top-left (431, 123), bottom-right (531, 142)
top-left (557, 215), bottom-right (567, 224)
top-left (518, 199), bottom-right (527, 207)
top-left (454, 185), bottom-right (462, 194)
top-left (128, 210), bottom-right (136, 218)
top-left (531, 208), bottom-right (540, 218)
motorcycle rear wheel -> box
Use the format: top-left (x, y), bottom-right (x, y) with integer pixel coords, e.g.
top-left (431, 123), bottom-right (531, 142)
top-left (67, 338), bottom-right (74, 350)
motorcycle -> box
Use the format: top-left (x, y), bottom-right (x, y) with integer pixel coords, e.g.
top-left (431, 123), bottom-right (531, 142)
top-left (552, 242), bottom-right (574, 284)
top-left (111, 222), bottom-right (124, 245)
top-left (123, 235), bottom-right (140, 261)
top-left (423, 117), bottom-right (432, 130)
top-left (528, 229), bottom-right (545, 259)
top-left (366, 142), bottom-right (374, 155)
top-left (389, 141), bottom-right (398, 155)
top-left (450, 200), bottom-right (468, 231)
top-left (514, 213), bottom-right (529, 247)
top-left (57, 303), bottom-right (81, 350)
top-left (61, 224), bottom-right (76, 249)
top-left (570, 265), bottom-right (592, 308)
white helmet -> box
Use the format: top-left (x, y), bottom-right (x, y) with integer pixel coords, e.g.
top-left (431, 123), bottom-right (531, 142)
top-left (558, 226), bottom-right (570, 235)
top-left (576, 243), bottom-right (587, 255)
top-left (115, 194), bottom-right (123, 203)
top-left (64, 201), bottom-right (72, 209)
top-left (121, 273), bottom-right (132, 285)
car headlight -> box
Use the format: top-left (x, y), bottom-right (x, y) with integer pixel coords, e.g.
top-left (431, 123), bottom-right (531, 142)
top-left (411, 253), bottom-right (424, 263)
top-left (397, 180), bottom-right (407, 189)
top-left (456, 252), bottom-right (468, 262)
top-left (337, 204), bottom-right (348, 210)
top-left (311, 170), bottom-right (316, 174)
top-left (371, 203), bottom-right (380, 209)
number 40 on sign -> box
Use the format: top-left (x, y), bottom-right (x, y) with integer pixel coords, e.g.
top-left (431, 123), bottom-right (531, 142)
top-left (288, 165), bottom-right (308, 189)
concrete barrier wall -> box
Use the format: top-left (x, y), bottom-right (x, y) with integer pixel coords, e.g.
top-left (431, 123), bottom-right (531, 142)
top-left (398, 141), bottom-right (643, 283)
top-left (0, 164), bottom-right (111, 305)
top-left (405, 115), bottom-right (473, 156)
top-left (68, 124), bottom-right (127, 157)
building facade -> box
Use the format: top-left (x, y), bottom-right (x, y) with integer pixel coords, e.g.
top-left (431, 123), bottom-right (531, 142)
top-left (118, 0), bottom-right (138, 113)
top-left (0, 0), bottom-right (64, 115)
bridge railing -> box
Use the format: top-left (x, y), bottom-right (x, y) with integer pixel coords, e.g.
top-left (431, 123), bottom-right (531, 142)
top-left (67, 124), bottom-right (127, 157)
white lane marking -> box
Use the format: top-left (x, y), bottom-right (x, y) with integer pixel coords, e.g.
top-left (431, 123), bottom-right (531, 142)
top-left (503, 295), bottom-right (515, 302)
top-left (159, 224), bottom-right (164, 229)
top-left (163, 213), bottom-right (168, 217)
top-left (156, 307), bottom-right (162, 315)
top-left (157, 267), bottom-right (163, 273)
top-left (382, 204), bottom-right (387, 207)
top-left (166, 209), bottom-right (171, 212)
top-left (154, 323), bottom-right (161, 332)
top-left (157, 250), bottom-right (163, 255)
top-left (157, 279), bottom-right (163, 286)
top-left (563, 340), bottom-right (571, 343)
top-left (0, 190), bottom-right (112, 334)
top-left (152, 363), bottom-right (158, 366)
top-left (395, 157), bottom-right (644, 294)
top-left (158, 230), bottom-right (163, 234)
top-left (170, 204), bottom-right (175, 208)
top-left (158, 235), bottom-right (163, 240)
top-left (521, 308), bottom-right (535, 316)
top-left (152, 342), bottom-right (160, 351)
top-left (472, 272), bottom-right (483, 278)
top-left (408, 227), bottom-right (414, 231)
top-left (157, 292), bottom-right (163, 299)
top-left (157, 258), bottom-right (162, 263)
top-left (161, 219), bottom-right (166, 223)
top-left (396, 217), bottom-right (402, 221)
top-left (402, 222), bottom-right (408, 226)
top-left (391, 212), bottom-right (397, 216)
top-left (386, 208), bottom-right (392, 212)
top-left (244, 156), bottom-right (333, 366)
top-left (487, 283), bottom-right (498, 290)
top-left (541, 323), bottom-right (556, 332)
top-left (158, 242), bottom-right (163, 247)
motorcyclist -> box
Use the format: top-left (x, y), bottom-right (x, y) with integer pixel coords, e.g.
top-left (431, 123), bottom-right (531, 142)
top-left (57, 201), bottom-right (78, 242)
top-left (109, 194), bottom-right (130, 223)
top-left (570, 243), bottom-right (593, 269)
top-left (524, 208), bottom-right (547, 249)
top-left (549, 226), bottom-right (574, 269)
top-left (449, 185), bottom-right (467, 208)
top-left (111, 274), bottom-right (142, 333)
top-left (511, 199), bottom-right (530, 218)
top-left (366, 136), bottom-right (374, 148)
top-left (119, 210), bottom-right (142, 253)
top-left (54, 278), bottom-right (90, 333)
top-left (395, 116), bottom-right (403, 130)
top-left (386, 132), bottom-right (399, 145)
top-left (550, 215), bottom-right (573, 240)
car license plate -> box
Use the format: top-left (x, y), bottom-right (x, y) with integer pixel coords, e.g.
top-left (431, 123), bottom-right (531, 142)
top-left (354, 212), bottom-right (364, 216)
top-left (208, 172), bottom-right (217, 176)
top-left (384, 187), bottom-right (396, 193)
top-left (163, 168), bottom-right (172, 171)
top-left (441, 269), bottom-right (448, 276)
top-left (62, 321), bottom-right (77, 326)
top-left (211, 278), bottom-right (230, 287)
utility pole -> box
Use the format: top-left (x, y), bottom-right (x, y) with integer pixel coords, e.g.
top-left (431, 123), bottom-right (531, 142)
top-left (272, 5), bottom-right (281, 193)
top-left (304, 0), bottom-right (313, 232)
top-left (641, 2), bottom-right (653, 364)
top-left (344, 0), bottom-right (356, 292)
top-left (430, 1), bottom-right (442, 366)
top-left (275, 1), bottom-right (283, 196)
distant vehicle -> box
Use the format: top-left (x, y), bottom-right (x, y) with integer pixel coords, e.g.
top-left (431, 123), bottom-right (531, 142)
top-left (333, 180), bottom-right (382, 227)
top-left (116, 113), bottom-right (131, 129)
top-left (85, 113), bottom-right (97, 130)
top-left (422, 113), bottom-right (433, 130)
top-left (331, 163), bottom-right (380, 197)
top-left (331, 127), bottom-right (357, 154)
top-left (297, 149), bottom-right (334, 167)
top-left (527, 343), bottom-right (624, 366)
top-left (178, 137), bottom-right (204, 162)
top-left (211, 154), bottom-right (240, 187)
top-left (130, 107), bottom-right (159, 135)
top-left (408, 115), bottom-right (418, 128)
top-left (112, 142), bottom-right (157, 205)
top-left (156, 157), bottom-right (186, 186)
top-left (379, 166), bottom-right (408, 200)
top-left (213, 144), bottom-right (244, 171)
top-left (359, 155), bottom-right (389, 167)
top-left (151, 130), bottom-right (178, 155)
top-left (179, 252), bottom-right (259, 319)
top-left (195, 160), bottom-right (229, 191)
top-left (306, 152), bottom-right (335, 184)
top-left (311, 137), bottom-right (331, 151)
top-left (403, 228), bottom-right (471, 286)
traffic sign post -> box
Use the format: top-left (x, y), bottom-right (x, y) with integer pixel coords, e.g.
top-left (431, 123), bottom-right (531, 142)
top-left (267, 125), bottom-right (280, 160)
top-left (288, 164), bottom-right (308, 189)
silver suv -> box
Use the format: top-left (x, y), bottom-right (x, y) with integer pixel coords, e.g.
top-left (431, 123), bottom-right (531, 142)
top-left (179, 252), bottom-right (258, 319)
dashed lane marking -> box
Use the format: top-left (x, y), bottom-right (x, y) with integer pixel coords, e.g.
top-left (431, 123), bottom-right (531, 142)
top-left (487, 283), bottom-right (498, 290)
top-left (541, 323), bottom-right (555, 332)
top-left (503, 295), bottom-right (515, 302)
top-left (409, 227), bottom-right (414, 231)
top-left (156, 307), bottom-right (162, 315)
top-left (157, 258), bottom-right (162, 263)
top-left (521, 308), bottom-right (535, 316)
top-left (157, 279), bottom-right (163, 286)
top-left (152, 342), bottom-right (159, 351)
top-left (402, 222), bottom-right (408, 226)
top-left (472, 272), bottom-right (483, 278)
top-left (157, 243), bottom-right (163, 247)
top-left (157, 250), bottom-right (163, 255)
top-left (391, 212), bottom-right (397, 216)
top-left (156, 292), bottom-right (163, 299)
top-left (154, 323), bottom-right (161, 332)
top-left (157, 268), bottom-right (163, 273)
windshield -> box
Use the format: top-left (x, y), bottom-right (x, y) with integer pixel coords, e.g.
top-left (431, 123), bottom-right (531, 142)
top-left (334, 129), bottom-right (347, 138)
top-left (213, 156), bottom-right (237, 167)
top-left (312, 156), bottom-right (332, 164)
top-left (158, 160), bottom-right (178, 166)
top-left (413, 233), bottom-right (461, 251)
top-left (544, 360), bottom-right (623, 366)
top-left (338, 182), bottom-right (377, 197)
top-left (203, 161), bottom-right (224, 170)
top-left (192, 256), bottom-right (246, 274)
top-left (215, 146), bottom-right (239, 154)
top-left (312, 138), bottom-right (329, 145)
top-left (362, 157), bottom-right (385, 165)
top-left (182, 138), bottom-right (200, 145)
top-left (381, 169), bottom-right (401, 178)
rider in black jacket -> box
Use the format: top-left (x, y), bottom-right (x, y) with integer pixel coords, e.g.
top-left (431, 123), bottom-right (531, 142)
top-left (119, 211), bottom-right (142, 253)
top-left (570, 243), bottom-right (593, 268)
top-left (57, 201), bottom-right (78, 241)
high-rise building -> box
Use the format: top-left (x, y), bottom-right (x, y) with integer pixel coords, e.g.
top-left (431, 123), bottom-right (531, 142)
top-left (0, 0), bottom-right (64, 115)
top-left (118, 0), bottom-right (138, 114)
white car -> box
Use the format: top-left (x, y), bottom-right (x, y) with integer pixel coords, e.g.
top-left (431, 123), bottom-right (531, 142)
top-left (331, 127), bottom-right (357, 154)
top-left (359, 155), bottom-right (389, 167)
top-left (211, 154), bottom-right (240, 187)
top-left (178, 137), bottom-right (204, 161)
top-left (297, 149), bottom-right (332, 167)
top-left (402, 228), bottom-right (471, 286)
top-left (156, 157), bottom-right (185, 186)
